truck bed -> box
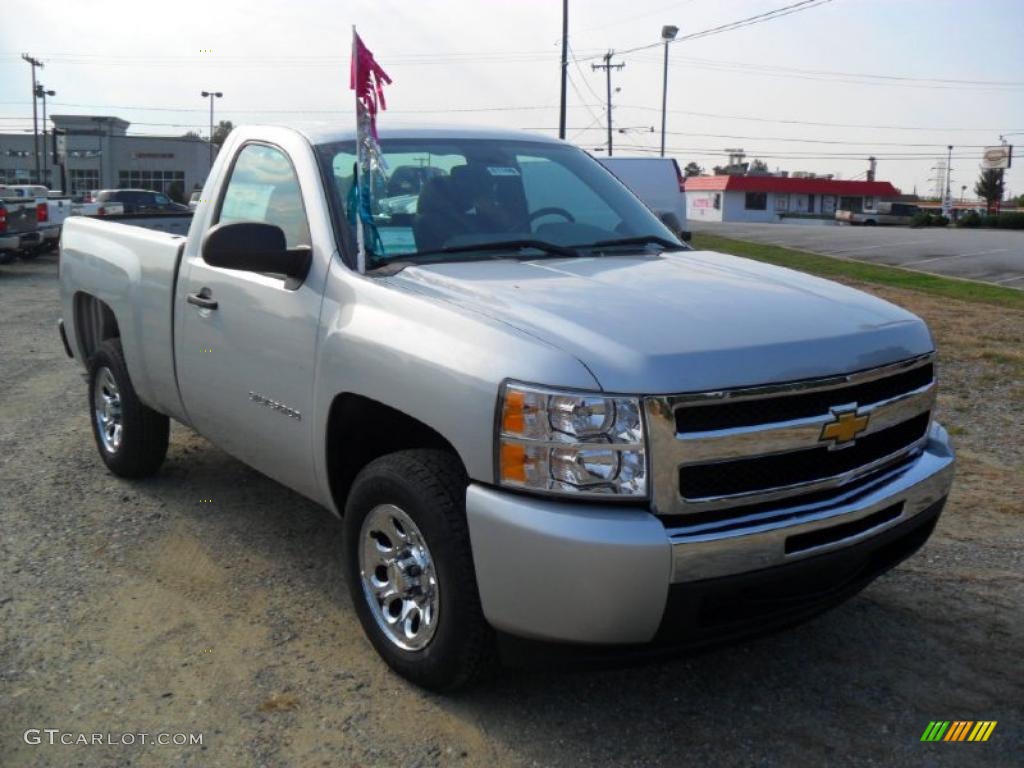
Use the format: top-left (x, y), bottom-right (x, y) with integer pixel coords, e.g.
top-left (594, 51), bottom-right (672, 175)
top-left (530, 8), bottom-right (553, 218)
top-left (59, 215), bottom-right (188, 418)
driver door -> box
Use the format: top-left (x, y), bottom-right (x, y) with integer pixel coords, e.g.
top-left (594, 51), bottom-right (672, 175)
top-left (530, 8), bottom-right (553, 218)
top-left (175, 142), bottom-right (322, 499)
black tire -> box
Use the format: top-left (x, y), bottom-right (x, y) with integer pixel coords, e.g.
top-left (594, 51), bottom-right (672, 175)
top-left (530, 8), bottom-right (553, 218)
top-left (343, 449), bottom-right (493, 691)
top-left (88, 338), bottom-right (169, 478)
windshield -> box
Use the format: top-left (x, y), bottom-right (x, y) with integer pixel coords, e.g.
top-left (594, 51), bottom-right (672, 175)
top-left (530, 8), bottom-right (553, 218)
top-left (316, 138), bottom-right (683, 267)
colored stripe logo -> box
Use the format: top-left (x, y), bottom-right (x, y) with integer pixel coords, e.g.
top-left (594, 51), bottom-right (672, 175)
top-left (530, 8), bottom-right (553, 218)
top-left (921, 721), bottom-right (997, 742)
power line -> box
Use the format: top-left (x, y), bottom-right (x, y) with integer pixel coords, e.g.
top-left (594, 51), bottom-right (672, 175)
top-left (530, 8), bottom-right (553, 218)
top-left (645, 55), bottom-right (1024, 88)
top-left (567, 125), bottom-right (995, 147)
top-left (616, 104), bottom-right (1022, 133)
top-left (612, 143), bottom-right (989, 160)
top-left (577, 0), bottom-right (835, 61)
top-left (3, 100), bottom-right (1015, 134)
top-left (629, 54), bottom-right (1024, 91)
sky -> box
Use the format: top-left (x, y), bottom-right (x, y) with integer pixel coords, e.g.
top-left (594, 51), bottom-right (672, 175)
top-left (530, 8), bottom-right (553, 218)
top-left (2, 0), bottom-right (1023, 196)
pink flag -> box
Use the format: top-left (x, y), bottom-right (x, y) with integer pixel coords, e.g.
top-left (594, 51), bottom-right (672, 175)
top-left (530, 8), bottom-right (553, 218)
top-left (350, 33), bottom-right (392, 140)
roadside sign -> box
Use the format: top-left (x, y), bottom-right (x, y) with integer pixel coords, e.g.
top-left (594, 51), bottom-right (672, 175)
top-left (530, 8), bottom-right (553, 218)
top-left (981, 145), bottom-right (1012, 170)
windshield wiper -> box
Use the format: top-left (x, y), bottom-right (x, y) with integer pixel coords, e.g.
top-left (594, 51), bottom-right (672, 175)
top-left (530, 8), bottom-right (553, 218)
top-left (411, 239), bottom-right (581, 260)
top-left (573, 235), bottom-right (687, 252)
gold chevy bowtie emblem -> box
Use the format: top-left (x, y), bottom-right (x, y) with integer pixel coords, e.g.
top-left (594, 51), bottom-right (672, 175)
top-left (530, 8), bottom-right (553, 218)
top-left (820, 410), bottom-right (870, 447)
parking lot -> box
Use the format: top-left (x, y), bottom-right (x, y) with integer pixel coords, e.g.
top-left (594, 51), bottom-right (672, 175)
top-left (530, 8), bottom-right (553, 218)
top-left (2, 253), bottom-right (1022, 767)
top-left (690, 221), bottom-right (1024, 288)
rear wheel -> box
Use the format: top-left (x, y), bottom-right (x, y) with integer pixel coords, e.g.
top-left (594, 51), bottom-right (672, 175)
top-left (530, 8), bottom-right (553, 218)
top-left (343, 450), bottom-right (492, 691)
top-left (88, 339), bottom-right (169, 478)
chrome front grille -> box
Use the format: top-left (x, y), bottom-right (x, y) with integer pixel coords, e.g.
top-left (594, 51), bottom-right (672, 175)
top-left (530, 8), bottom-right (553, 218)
top-left (645, 355), bottom-right (935, 518)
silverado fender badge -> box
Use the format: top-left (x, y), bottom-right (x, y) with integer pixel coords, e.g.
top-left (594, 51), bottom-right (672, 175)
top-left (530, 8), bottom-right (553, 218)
top-left (819, 407), bottom-right (869, 449)
top-left (248, 391), bottom-right (302, 421)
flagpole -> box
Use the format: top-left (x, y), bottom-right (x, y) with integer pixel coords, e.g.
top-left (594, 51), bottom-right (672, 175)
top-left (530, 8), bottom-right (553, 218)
top-left (353, 25), bottom-right (366, 274)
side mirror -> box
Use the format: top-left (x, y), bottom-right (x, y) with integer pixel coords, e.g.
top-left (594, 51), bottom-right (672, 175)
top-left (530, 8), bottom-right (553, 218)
top-left (658, 211), bottom-right (683, 235)
top-left (202, 221), bottom-right (311, 286)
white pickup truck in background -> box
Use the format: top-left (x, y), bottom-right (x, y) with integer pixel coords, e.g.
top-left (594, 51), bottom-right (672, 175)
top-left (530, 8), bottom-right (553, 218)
top-left (597, 157), bottom-right (689, 239)
top-left (836, 201), bottom-right (921, 226)
top-left (0, 185), bottom-right (124, 255)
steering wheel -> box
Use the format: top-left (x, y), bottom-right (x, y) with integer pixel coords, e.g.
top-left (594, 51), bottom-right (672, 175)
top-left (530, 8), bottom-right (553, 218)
top-left (528, 207), bottom-right (576, 224)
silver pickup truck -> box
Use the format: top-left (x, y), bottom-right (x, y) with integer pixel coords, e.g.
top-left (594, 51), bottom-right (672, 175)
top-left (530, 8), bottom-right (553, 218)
top-left (59, 125), bottom-right (955, 690)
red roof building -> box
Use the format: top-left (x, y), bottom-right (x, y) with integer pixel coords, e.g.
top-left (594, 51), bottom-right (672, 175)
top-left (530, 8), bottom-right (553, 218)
top-left (685, 175), bottom-right (900, 223)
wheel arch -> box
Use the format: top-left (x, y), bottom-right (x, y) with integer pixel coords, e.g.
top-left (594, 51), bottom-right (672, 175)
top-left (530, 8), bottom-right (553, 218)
top-left (73, 292), bottom-right (120, 363)
top-left (325, 392), bottom-right (467, 516)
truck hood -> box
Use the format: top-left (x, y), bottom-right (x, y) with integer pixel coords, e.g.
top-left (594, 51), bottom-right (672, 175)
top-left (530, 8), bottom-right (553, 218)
top-left (388, 250), bottom-right (933, 393)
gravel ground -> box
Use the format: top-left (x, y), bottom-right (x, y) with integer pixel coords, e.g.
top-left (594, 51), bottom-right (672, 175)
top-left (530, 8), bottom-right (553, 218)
top-left (2, 253), bottom-right (1022, 767)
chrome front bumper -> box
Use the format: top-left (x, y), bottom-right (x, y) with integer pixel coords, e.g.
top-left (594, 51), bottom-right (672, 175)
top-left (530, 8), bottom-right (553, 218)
top-left (466, 421), bottom-right (954, 645)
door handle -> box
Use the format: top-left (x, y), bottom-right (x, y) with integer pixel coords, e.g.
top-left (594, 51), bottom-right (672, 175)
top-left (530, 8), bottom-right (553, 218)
top-left (187, 290), bottom-right (218, 310)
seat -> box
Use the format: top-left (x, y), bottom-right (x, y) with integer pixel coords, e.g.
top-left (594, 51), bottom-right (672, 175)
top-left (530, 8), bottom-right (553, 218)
top-left (413, 176), bottom-right (468, 252)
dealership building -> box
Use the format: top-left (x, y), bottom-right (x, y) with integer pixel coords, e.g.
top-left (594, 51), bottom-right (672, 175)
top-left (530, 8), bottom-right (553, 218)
top-left (0, 114), bottom-right (215, 198)
top-left (685, 175), bottom-right (900, 223)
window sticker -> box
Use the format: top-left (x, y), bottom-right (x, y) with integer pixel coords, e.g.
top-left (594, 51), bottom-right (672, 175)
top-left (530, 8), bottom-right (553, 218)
top-left (486, 166), bottom-right (520, 177)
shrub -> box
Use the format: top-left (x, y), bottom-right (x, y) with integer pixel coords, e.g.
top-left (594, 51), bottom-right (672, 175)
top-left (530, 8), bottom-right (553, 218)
top-left (982, 214), bottom-right (1001, 228)
top-left (910, 212), bottom-right (933, 228)
top-left (995, 211), bottom-right (1024, 229)
top-left (957, 210), bottom-right (982, 228)
top-left (933, 214), bottom-right (950, 227)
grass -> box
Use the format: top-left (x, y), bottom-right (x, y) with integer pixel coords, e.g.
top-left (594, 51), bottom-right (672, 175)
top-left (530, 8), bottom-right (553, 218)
top-left (691, 232), bottom-right (1024, 310)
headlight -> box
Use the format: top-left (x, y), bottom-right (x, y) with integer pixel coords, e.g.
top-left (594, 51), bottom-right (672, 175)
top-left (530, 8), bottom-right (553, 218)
top-left (496, 382), bottom-right (647, 498)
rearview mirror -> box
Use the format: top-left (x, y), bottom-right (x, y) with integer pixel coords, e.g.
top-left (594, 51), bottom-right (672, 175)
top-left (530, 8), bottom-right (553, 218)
top-left (202, 221), bottom-right (311, 286)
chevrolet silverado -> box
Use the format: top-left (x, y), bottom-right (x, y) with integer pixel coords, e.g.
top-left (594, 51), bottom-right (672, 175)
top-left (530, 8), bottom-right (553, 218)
top-left (59, 126), bottom-right (955, 690)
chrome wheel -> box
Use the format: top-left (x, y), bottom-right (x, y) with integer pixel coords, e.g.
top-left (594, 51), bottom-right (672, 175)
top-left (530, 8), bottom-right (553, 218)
top-left (93, 366), bottom-right (123, 453)
top-left (358, 504), bottom-right (440, 652)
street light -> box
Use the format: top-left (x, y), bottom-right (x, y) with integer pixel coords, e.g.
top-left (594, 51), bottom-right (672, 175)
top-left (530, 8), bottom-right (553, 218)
top-left (35, 84), bottom-right (56, 187)
top-left (201, 90), bottom-right (223, 169)
top-left (660, 24), bottom-right (678, 158)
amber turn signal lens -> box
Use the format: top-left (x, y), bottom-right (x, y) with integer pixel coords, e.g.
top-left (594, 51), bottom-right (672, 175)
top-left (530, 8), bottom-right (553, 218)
top-left (502, 390), bottom-right (526, 434)
top-left (499, 442), bottom-right (528, 483)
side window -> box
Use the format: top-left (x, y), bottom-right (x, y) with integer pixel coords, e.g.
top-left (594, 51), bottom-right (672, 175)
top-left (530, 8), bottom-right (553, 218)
top-left (218, 144), bottom-right (311, 248)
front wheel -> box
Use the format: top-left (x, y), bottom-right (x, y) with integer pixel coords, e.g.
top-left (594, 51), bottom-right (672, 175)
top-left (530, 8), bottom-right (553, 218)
top-left (343, 450), bottom-right (492, 691)
top-left (88, 339), bottom-right (169, 478)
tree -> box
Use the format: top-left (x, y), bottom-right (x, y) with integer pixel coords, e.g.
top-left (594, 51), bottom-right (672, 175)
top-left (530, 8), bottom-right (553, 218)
top-left (749, 158), bottom-right (769, 174)
top-left (212, 120), bottom-right (234, 148)
top-left (181, 130), bottom-right (201, 139)
top-left (974, 169), bottom-right (1004, 212)
top-left (683, 161), bottom-right (702, 177)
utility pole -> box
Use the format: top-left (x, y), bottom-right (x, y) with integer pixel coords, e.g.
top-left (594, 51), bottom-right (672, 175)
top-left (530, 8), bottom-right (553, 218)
top-left (36, 84), bottom-right (56, 187)
top-left (943, 144), bottom-right (953, 217)
top-left (558, 0), bottom-right (568, 140)
top-left (660, 25), bottom-right (678, 157)
top-left (22, 54), bottom-right (44, 183)
top-left (592, 51), bottom-right (624, 156)
top-left (201, 90), bottom-right (223, 170)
